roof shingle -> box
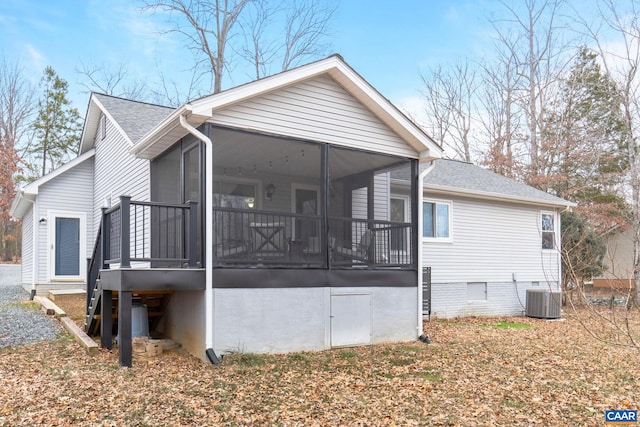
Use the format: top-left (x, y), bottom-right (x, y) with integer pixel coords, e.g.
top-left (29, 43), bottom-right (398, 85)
top-left (94, 94), bottom-right (174, 144)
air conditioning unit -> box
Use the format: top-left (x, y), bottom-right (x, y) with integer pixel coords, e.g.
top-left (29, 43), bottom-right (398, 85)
top-left (526, 289), bottom-right (562, 319)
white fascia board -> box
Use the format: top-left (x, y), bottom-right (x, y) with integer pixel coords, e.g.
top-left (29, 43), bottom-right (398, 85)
top-left (326, 61), bottom-right (442, 159)
top-left (134, 55), bottom-right (443, 160)
top-left (79, 94), bottom-right (133, 153)
top-left (425, 184), bottom-right (577, 208)
top-left (130, 105), bottom-right (188, 157)
top-left (9, 191), bottom-right (35, 218)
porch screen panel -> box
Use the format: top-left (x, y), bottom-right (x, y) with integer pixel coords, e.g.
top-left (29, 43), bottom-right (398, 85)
top-left (212, 126), bottom-right (323, 266)
top-left (55, 217), bottom-right (80, 276)
top-left (328, 146), bottom-right (414, 266)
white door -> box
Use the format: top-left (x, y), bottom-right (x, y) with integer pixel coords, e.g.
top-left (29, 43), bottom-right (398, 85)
top-left (390, 196), bottom-right (409, 263)
top-left (330, 293), bottom-right (372, 347)
top-left (49, 211), bottom-right (86, 281)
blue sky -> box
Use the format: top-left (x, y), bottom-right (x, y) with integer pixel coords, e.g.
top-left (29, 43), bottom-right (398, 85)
top-left (0, 0), bottom-right (496, 119)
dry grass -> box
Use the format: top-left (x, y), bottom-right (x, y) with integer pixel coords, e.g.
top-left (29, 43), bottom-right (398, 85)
top-left (0, 308), bottom-right (638, 426)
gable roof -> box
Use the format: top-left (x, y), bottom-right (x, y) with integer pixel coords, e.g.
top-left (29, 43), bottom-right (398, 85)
top-left (10, 149), bottom-right (95, 218)
top-left (79, 93), bottom-right (173, 154)
top-left (131, 55), bottom-right (442, 161)
top-left (422, 159), bottom-right (575, 208)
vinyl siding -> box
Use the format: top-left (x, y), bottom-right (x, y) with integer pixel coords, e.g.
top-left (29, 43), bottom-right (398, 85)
top-left (351, 174), bottom-right (390, 220)
top-left (94, 114), bottom-right (151, 262)
top-left (422, 196), bottom-right (561, 318)
top-left (423, 196), bottom-right (560, 283)
top-left (211, 75), bottom-right (418, 158)
top-left (21, 208), bottom-right (33, 284)
top-left (94, 115), bottom-right (150, 228)
top-left (36, 157), bottom-right (94, 283)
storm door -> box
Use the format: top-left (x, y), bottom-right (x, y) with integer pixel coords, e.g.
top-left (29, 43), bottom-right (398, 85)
top-left (49, 212), bottom-right (86, 280)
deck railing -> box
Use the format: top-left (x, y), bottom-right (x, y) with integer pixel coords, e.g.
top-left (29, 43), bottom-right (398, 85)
top-left (103, 196), bottom-right (198, 268)
top-left (213, 207), bottom-right (415, 268)
top-left (100, 199), bottom-right (414, 270)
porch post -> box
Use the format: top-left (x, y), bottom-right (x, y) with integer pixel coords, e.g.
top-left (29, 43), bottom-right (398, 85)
top-left (101, 289), bottom-right (113, 349)
top-left (367, 172), bottom-right (375, 262)
top-left (321, 144), bottom-right (330, 268)
top-left (411, 160), bottom-right (419, 269)
top-left (120, 196), bottom-right (131, 268)
top-left (102, 207), bottom-right (110, 270)
top-left (118, 290), bottom-right (132, 367)
top-left (187, 200), bottom-right (198, 267)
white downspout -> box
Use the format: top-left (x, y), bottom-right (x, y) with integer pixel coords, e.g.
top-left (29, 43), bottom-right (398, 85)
top-left (417, 160), bottom-right (436, 336)
top-left (23, 196), bottom-right (38, 299)
top-left (178, 114), bottom-right (215, 356)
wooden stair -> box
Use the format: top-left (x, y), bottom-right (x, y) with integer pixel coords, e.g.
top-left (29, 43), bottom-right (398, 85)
top-left (86, 284), bottom-right (173, 337)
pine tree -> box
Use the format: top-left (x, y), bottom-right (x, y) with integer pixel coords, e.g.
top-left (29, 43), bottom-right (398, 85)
top-left (542, 48), bottom-right (629, 231)
top-left (30, 67), bottom-right (81, 178)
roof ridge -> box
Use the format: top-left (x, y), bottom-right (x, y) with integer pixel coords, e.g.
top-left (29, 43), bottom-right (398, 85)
top-left (92, 92), bottom-right (174, 110)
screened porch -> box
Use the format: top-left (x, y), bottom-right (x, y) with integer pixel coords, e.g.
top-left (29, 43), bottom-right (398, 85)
top-left (148, 125), bottom-right (418, 271)
top-left (208, 127), bottom-right (417, 270)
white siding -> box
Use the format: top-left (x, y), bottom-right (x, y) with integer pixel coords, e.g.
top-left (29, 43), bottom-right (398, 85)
top-left (94, 115), bottom-right (151, 263)
top-left (423, 196), bottom-right (561, 318)
top-left (212, 75), bottom-right (418, 158)
top-left (93, 116), bottom-right (150, 230)
top-left (21, 208), bottom-right (33, 285)
top-left (36, 157), bottom-right (94, 283)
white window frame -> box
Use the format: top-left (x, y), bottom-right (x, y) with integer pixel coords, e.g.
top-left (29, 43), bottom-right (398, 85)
top-left (390, 195), bottom-right (410, 253)
top-left (422, 199), bottom-right (453, 242)
top-left (541, 211), bottom-right (556, 251)
top-left (291, 183), bottom-right (320, 241)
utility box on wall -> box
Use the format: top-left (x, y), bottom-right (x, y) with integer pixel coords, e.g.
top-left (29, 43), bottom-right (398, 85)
top-left (526, 289), bottom-right (562, 319)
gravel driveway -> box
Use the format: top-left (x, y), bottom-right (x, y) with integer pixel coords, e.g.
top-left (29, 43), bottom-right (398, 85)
top-left (0, 265), bottom-right (62, 348)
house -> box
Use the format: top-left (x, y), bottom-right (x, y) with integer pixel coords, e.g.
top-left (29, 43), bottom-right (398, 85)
top-left (592, 227), bottom-right (634, 289)
top-left (12, 55), bottom-right (442, 366)
top-left (415, 159), bottom-right (575, 318)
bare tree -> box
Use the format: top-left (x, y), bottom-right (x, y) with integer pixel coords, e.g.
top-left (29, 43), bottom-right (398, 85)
top-left (280, 0), bottom-right (335, 72)
top-left (490, 0), bottom-right (570, 186)
top-left (145, 0), bottom-right (255, 94)
top-left (0, 59), bottom-right (37, 261)
top-left (576, 0), bottom-right (640, 304)
top-left (144, 0), bottom-right (335, 93)
top-left (420, 61), bottom-right (478, 162)
top-left (478, 31), bottom-right (526, 179)
top-left (76, 60), bottom-right (150, 101)
top-left (238, 1), bottom-right (279, 79)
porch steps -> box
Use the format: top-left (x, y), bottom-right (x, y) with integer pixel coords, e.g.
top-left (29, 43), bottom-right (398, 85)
top-left (48, 288), bottom-right (85, 304)
top-left (86, 279), bottom-right (103, 336)
top-left (86, 286), bottom-right (174, 336)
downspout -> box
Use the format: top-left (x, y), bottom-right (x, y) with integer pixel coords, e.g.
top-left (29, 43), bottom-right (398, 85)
top-left (23, 196), bottom-right (38, 300)
top-left (178, 114), bottom-right (219, 364)
top-left (417, 159), bottom-right (436, 336)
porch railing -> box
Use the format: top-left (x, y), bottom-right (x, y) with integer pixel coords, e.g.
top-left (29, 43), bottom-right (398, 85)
top-left (213, 207), bottom-right (415, 268)
top-left (103, 196), bottom-right (198, 268)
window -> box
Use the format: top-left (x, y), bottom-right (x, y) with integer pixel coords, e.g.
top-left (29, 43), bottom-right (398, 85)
top-left (390, 196), bottom-right (409, 251)
top-left (541, 213), bottom-right (555, 250)
top-left (423, 201), bottom-right (450, 239)
top-left (213, 180), bottom-right (257, 209)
